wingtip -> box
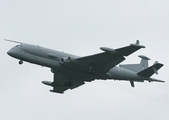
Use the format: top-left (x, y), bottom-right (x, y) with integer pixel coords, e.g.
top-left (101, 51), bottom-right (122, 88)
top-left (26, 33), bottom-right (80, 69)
top-left (50, 90), bottom-right (64, 94)
top-left (130, 40), bottom-right (145, 48)
top-left (130, 43), bottom-right (146, 48)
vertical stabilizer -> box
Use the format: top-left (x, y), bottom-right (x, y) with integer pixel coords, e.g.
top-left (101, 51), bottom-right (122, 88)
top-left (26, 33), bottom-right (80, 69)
top-left (120, 55), bottom-right (150, 73)
top-left (139, 55), bottom-right (151, 69)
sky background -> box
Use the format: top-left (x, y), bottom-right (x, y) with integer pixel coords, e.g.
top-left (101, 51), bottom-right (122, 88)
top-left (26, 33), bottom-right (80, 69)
top-left (1, 0), bottom-right (169, 120)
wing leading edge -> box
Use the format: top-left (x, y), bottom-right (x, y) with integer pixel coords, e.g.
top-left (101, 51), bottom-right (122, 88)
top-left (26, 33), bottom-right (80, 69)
top-left (77, 42), bottom-right (145, 72)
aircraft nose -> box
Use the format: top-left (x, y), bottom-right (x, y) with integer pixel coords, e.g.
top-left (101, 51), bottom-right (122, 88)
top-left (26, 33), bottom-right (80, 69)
top-left (7, 48), bottom-right (14, 56)
top-left (7, 47), bottom-right (17, 57)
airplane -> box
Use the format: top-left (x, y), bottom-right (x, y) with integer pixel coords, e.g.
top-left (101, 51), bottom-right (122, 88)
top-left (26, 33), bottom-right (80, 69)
top-left (6, 39), bottom-right (164, 93)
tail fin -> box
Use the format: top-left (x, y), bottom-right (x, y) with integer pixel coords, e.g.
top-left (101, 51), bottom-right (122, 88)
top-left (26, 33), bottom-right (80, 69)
top-left (139, 55), bottom-right (150, 69)
top-left (137, 61), bottom-right (164, 77)
top-left (120, 55), bottom-right (150, 72)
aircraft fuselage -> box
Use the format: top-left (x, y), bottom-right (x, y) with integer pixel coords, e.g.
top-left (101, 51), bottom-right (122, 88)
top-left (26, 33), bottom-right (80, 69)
top-left (6, 40), bottom-right (164, 92)
top-left (7, 43), bottom-right (147, 82)
top-left (8, 44), bottom-right (77, 68)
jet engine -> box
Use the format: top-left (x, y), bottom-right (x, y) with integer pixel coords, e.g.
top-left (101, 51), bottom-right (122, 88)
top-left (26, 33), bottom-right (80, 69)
top-left (60, 57), bottom-right (75, 64)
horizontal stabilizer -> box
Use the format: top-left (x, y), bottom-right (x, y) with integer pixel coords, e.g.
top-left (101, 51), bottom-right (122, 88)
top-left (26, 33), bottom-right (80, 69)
top-left (148, 78), bottom-right (165, 83)
top-left (137, 62), bottom-right (163, 77)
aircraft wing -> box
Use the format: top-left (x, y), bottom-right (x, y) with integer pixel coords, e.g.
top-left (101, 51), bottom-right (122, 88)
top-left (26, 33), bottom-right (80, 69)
top-left (76, 43), bottom-right (145, 72)
top-left (43, 42), bottom-right (145, 93)
top-left (48, 73), bottom-right (85, 93)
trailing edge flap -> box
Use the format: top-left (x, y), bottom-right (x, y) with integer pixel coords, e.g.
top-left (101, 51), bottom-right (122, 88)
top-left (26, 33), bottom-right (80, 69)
top-left (137, 62), bottom-right (164, 77)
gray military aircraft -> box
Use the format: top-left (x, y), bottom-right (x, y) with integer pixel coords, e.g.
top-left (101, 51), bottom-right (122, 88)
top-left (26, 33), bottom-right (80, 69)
top-left (6, 39), bottom-right (164, 93)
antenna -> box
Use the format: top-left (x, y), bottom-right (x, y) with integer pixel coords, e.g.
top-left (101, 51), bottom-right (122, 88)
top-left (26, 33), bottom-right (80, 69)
top-left (136, 40), bottom-right (140, 45)
top-left (4, 39), bottom-right (23, 44)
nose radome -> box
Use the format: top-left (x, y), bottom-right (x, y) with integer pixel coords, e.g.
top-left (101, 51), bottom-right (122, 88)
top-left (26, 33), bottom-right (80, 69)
top-left (7, 49), bottom-right (12, 56)
top-left (7, 48), bottom-right (15, 57)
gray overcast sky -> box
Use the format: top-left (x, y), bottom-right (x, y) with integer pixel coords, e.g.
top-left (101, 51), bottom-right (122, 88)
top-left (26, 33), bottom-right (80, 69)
top-left (1, 0), bottom-right (169, 120)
